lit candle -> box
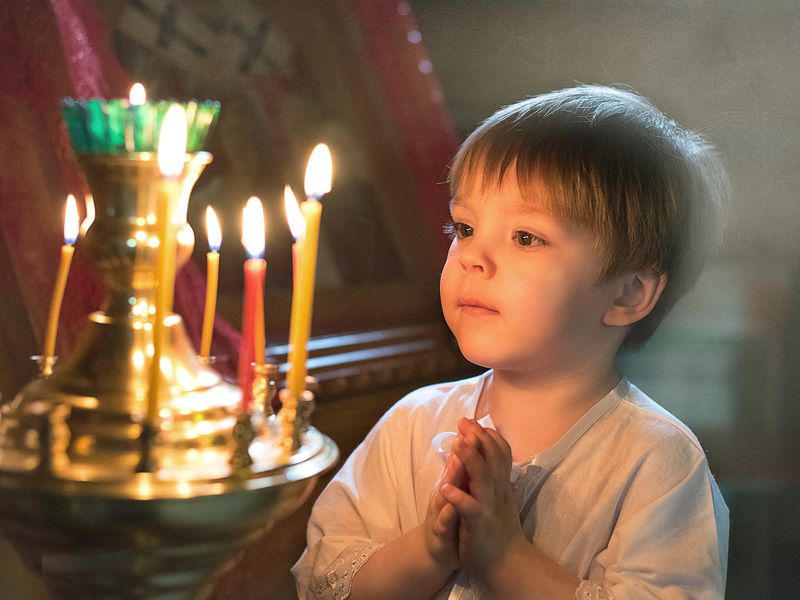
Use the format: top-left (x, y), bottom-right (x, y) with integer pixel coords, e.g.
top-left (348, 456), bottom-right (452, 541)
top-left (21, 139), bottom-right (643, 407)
top-left (284, 185), bottom-right (305, 377)
top-left (283, 185), bottom-right (305, 284)
top-left (287, 144), bottom-right (332, 398)
top-left (126, 82), bottom-right (146, 152)
top-left (200, 206), bottom-right (221, 359)
top-left (146, 103), bottom-right (187, 423)
top-left (237, 197), bottom-right (267, 411)
top-left (41, 194), bottom-right (79, 375)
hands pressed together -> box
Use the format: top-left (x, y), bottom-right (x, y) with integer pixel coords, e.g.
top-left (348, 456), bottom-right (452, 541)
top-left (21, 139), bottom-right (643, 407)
top-left (424, 418), bottom-right (529, 582)
top-left (351, 418), bottom-right (578, 600)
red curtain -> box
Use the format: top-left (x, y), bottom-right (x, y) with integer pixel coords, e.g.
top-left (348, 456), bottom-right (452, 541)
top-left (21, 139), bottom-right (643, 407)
top-left (0, 0), bottom-right (241, 383)
top-left (350, 0), bottom-right (459, 264)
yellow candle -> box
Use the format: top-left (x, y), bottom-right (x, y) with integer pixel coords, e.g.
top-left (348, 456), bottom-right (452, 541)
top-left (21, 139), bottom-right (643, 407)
top-left (200, 206), bottom-right (221, 359)
top-left (284, 185), bottom-right (305, 369)
top-left (287, 144), bottom-right (332, 398)
top-left (146, 104), bottom-right (187, 423)
top-left (42, 194), bottom-right (79, 375)
top-left (284, 185), bottom-right (305, 282)
top-left (286, 199), bottom-right (321, 397)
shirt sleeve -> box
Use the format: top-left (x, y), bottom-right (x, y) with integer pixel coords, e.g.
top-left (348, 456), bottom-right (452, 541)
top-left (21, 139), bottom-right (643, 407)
top-left (291, 403), bottom-right (412, 600)
top-left (585, 432), bottom-right (729, 600)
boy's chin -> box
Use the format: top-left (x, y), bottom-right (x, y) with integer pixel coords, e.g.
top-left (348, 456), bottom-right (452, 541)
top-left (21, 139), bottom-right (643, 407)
top-left (456, 341), bottom-right (504, 371)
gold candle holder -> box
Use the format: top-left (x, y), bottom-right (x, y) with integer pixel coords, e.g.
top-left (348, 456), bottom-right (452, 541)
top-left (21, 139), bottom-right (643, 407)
top-left (230, 362), bottom-right (280, 472)
top-left (278, 375), bottom-right (318, 456)
top-left (0, 153), bottom-right (337, 599)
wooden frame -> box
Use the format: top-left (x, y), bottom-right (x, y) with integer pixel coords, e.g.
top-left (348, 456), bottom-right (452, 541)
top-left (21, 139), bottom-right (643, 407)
top-left (95, 0), bottom-right (444, 341)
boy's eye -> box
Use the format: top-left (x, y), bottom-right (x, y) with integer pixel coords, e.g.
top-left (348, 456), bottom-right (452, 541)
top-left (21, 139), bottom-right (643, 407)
top-left (512, 230), bottom-right (544, 247)
top-left (443, 221), bottom-right (474, 240)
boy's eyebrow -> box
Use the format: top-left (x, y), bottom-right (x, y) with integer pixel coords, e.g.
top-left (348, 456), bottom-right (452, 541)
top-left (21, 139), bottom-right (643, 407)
top-left (449, 196), bottom-right (466, 210)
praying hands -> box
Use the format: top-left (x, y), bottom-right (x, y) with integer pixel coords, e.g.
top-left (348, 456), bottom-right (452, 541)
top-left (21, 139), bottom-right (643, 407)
top-left (441, 418), bottom-right (527, 575)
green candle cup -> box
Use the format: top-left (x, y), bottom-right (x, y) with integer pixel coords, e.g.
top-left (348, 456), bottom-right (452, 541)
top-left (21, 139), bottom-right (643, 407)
top-left (60, 97), bottom-right (220, 154)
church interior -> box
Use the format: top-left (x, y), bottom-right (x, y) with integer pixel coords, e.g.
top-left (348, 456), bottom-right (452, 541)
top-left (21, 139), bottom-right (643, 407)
top-left (0, 1), bottom-right (798, 598)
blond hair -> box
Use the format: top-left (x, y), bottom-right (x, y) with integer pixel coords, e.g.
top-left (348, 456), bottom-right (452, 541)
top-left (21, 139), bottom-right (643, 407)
top-left (449, 85), bottom-right (728, 349)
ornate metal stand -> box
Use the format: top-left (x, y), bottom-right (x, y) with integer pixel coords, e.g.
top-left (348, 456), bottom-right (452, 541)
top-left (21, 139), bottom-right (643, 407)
top-left (0, 152), bottom-right (337, 599)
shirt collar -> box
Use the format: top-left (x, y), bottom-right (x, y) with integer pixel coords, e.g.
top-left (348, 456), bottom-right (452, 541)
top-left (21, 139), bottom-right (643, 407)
top-left (478, 377), bottom-right (628, 470)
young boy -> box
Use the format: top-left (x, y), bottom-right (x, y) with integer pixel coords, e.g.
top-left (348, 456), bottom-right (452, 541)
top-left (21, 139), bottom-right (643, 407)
top-left (292, 86), bottom-right (729, 599)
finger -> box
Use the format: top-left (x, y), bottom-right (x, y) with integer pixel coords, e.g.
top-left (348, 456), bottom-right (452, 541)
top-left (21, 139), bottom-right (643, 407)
top-left (431, 453), bottom-right (467, 517)
top-left (456, 417), bottom-right (476, 438)
top-left (452, 438), bottom-right (494, 506)
top-left (459, 420), bottom-right (510, 493)
top-left (448, 454), bottom-right (468, 490)
top-left (441, 452), bottom-right (466, 488)
top-left (458, 419), bottom-right (496, 460)
top-left (483, 428), bottom-right (514, 491)
top-left (484, 427), bottom-right (513, 468)
top-left (436, 501), bottom-right (459, 535)
top-left (472, 424), bottom-right (507, 470)
top-left (441, 482), bottom-right (482, 521)
top-left (456, 420), bottom-right (485, 457)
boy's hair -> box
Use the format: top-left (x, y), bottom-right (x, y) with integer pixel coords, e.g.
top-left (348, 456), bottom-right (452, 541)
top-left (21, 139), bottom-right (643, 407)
top-left (448, 85), bottom-right (728, 350)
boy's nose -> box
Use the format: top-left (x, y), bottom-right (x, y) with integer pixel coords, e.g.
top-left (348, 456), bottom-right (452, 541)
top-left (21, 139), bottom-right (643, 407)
top-left (458, 243), bottom-right (494, 276)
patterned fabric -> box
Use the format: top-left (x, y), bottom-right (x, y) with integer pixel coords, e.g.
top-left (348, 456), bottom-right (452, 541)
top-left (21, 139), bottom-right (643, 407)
top-left (312, 543), bottom-right (384, 600)
top-left (576, 580), bottom-right (615, 599)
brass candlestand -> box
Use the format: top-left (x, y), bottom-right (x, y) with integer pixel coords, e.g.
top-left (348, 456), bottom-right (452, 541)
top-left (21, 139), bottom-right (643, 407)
top-left (0, 152), bottom-right (337, 599)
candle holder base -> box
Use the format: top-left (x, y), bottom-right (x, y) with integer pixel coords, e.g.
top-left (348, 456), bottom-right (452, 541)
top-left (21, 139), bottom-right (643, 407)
top-left (1, 316), bottom-right (338, 599)
top-left (277, 380), bottom-right (317, 453)
top-left (0, 427), bottom-right (337, 600)
top-left (31, 355), bottom-right (58, 377)
top-left (229, 413), bottom-right (257, 471)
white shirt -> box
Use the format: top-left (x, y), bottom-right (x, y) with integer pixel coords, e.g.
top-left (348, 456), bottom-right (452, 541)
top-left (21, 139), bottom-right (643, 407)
top-left (292, 372), bottom-right (729, 599)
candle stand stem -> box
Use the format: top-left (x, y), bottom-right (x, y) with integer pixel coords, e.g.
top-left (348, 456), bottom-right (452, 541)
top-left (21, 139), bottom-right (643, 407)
top-left (278, 376), bottom-right (318, 454)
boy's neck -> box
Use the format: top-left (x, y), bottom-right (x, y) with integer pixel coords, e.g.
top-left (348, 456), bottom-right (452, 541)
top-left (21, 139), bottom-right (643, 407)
top-left (478, 363), bottom-right (622, 461)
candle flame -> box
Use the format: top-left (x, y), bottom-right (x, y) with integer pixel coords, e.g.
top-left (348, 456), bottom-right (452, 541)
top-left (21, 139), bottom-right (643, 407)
top-left (242, 197), bottom-right (265, 258)
top-left (304, 143), bottom-right (333, 200)
top-left (129, 82), bottom-right (146, 105)
top-left (64, 194), bottom-right (79, 245)
top-left (206, 206), bottom-right (222, 251)
top-left (284, 185), bottom-right (306, 240)
top-left (157, 104), bottom-right (187, 177)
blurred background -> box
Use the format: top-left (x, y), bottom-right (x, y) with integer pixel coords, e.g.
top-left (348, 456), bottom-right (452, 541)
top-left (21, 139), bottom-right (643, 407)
top-left (0, 1), bottom-right (798, 598)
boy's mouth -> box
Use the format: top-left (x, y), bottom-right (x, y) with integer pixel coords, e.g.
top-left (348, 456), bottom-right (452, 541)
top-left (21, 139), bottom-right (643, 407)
top-left (457, 297), bottom-right (499, 315)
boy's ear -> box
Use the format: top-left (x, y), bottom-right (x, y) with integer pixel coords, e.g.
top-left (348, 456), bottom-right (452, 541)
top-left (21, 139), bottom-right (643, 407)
top-left (602, 269), bottom-right (668, 327)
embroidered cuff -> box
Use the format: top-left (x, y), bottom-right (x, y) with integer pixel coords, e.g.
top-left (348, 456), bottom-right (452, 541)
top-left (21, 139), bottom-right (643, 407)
top-left (312, 543), bottom-right (384, 600)
top-left (576, 580), bottom-right (615, 600)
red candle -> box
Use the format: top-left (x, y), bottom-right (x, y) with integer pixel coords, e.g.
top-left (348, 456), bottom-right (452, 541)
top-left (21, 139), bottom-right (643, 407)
top-left (237, 197), bottom-right (266, 411)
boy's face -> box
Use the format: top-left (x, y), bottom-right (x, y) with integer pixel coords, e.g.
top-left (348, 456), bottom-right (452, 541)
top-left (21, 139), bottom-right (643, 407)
top-left (440, 169), bottom-right (625, 378)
